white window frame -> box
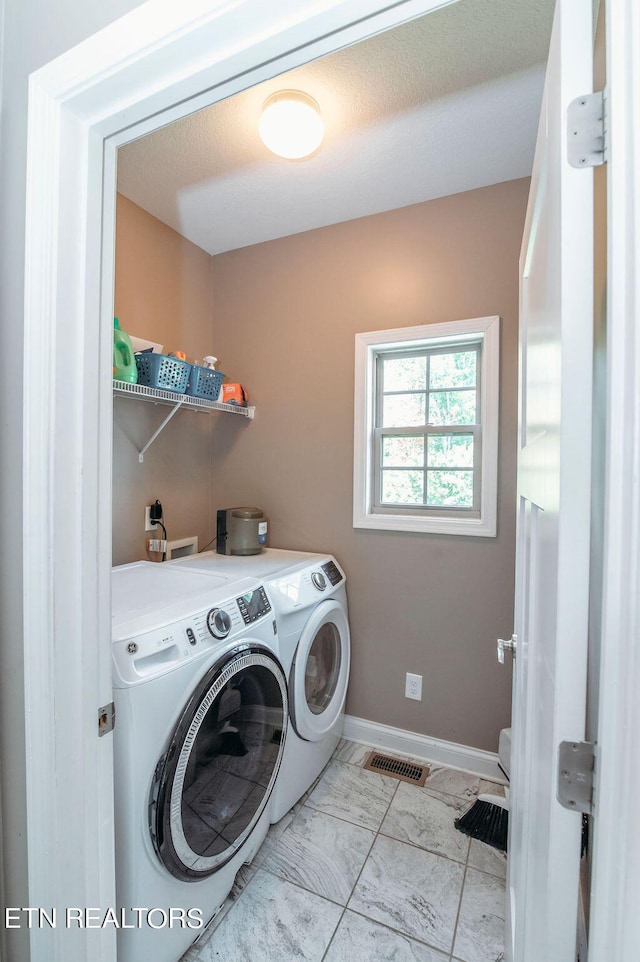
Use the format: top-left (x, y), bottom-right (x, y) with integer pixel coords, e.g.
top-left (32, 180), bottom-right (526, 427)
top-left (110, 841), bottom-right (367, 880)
top-left (353, 315), bottom-right (500, 536)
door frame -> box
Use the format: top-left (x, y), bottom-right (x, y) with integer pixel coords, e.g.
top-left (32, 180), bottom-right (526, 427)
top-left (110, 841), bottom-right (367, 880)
top-left (23, 2), bottom-right (458, 959)
top-left (21, 0), bottom-right (640, 960)
top-left (588, 0), bottom-right (640, 955)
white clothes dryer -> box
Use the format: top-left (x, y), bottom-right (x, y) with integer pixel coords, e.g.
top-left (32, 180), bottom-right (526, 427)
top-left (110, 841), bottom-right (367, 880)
top-left (170, 549), bottom-right (350, 822)
top-left (265, 554), bottom-right (350, 821)
top-left (112, 562), bottom-right (287, 962)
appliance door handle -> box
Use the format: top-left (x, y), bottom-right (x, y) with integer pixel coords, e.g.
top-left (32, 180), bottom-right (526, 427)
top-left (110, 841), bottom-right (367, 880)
top-left (497, 634), bottom-right (518, 664)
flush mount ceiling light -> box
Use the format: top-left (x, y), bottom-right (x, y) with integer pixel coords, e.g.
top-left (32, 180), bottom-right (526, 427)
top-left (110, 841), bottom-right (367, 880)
top-left (259, 90), bottom-right (324, 160)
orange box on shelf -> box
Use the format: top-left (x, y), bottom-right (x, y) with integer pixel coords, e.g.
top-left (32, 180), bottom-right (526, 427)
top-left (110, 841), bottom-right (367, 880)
top-left (220, 383), bottom-right (248, 406)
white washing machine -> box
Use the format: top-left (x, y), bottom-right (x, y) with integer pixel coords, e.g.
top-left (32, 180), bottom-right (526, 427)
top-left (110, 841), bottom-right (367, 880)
top-left (170, 549), bottom-right (350, 822)
top-left (112, 561), bottom-right (287, 962)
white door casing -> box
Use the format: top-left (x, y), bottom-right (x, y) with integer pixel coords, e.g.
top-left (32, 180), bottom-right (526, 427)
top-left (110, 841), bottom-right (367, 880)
top-left (22, 1), bottom-right (640, 960)
top-left (588, 0), bottom-right (640, 957)
top-left (23, 3), bottom-right (459, 961)
top-left (507, 1), bottom-right (594, 960)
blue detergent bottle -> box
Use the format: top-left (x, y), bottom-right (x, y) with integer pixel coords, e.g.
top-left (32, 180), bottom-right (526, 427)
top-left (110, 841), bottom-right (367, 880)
top-left (113, 317), bottom-right (138, 383)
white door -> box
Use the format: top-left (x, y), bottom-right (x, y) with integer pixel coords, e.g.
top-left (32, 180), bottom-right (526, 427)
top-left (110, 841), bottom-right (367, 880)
top-left (506, 1), bottom-right (594, 960)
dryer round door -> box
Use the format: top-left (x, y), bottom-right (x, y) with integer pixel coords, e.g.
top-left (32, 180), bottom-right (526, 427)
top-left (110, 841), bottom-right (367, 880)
top-left (150, 645), bottom-right (287, 881)
top-left (290, 600), bottom-right (350, 742)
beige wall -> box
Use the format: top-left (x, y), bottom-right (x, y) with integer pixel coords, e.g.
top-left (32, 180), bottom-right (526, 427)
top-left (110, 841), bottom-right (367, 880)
top-left (209, 179), bottom-right (529, 752)
top-left (112, 181), bottom-right (527, 751)
top-left (114, 193), bottom-right (215, 358)
top-left (112, 194), bottom-right (217, 564)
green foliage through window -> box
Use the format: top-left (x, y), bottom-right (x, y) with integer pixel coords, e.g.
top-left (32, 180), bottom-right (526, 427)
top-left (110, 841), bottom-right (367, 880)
top-left (377, 347), bottom-right (479, 509)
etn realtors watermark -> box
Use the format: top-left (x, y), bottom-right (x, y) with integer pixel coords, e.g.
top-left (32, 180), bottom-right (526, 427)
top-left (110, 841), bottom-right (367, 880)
top-left (4, 907), bottom-right (204, 929)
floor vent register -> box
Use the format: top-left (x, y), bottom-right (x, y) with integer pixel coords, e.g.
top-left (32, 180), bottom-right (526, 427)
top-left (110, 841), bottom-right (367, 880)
top-left (363, 751), bottom-right (429, 786)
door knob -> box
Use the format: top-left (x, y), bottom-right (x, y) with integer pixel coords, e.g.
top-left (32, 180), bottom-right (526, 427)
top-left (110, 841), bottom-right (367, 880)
top-left (497, 634), bottom-right (518, 664)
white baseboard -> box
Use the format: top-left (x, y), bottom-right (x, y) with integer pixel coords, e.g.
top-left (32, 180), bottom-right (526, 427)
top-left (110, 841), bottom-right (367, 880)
top-left (342, 715), bottom-right (507, 783)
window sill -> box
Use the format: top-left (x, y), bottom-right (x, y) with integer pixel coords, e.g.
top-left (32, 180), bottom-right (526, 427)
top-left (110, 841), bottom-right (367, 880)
top-left (353, 509), bottom-right (496, 537)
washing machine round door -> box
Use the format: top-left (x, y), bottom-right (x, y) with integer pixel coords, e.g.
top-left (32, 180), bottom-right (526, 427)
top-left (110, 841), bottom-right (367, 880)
top-left (150, 646), bottom-right (287, 880)
top-left (290, 600), bottom-right (350, 742)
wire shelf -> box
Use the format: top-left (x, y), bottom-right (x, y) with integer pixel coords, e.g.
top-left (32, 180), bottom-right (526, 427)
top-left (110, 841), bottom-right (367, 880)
top-left (113, 380), bottom-right (254, 417)
top-left (113, 380), bottom-right (254, 461)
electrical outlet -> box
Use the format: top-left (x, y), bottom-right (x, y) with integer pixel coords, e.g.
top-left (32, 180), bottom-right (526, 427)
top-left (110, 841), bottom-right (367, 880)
top-left (145, 506), bottom-right (157, 531)
top-left (147, 538), bottom-right (167, 553)
top-left (405, 672), bottom-right (423, 701)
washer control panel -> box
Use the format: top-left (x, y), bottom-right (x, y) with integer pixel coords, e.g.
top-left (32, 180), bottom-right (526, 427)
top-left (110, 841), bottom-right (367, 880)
top-left (269, 557), bottom-right (346, 613)
top-left (310, 562), bottom-right (343, 591)
top-left (206, 607), bottom-right (232, 639)
top-left (321, 560), bottom-right (343, 587)
top-left (113, 583), bottom-right (275, 687)
top-left (237, 585), bottom-right (272, 624)
top-left (311, 570), bottom-right (327, 591)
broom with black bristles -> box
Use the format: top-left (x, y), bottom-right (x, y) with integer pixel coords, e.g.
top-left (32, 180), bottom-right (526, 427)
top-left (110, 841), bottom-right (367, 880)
top-left (454, 793), bottom-right (509, 852)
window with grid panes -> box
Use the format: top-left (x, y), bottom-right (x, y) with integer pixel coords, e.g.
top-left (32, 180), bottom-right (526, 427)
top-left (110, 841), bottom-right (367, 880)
top-left (354, 317), bottom-right (499, 536)
top-left (375, 344), bottom-right (480, 512)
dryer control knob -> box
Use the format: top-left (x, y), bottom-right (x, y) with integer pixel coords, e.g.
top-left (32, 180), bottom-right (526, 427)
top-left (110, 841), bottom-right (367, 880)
top-left (311, 571), bottom-right (327, 591)
top-left (207, 608), bottom-right (232, 639)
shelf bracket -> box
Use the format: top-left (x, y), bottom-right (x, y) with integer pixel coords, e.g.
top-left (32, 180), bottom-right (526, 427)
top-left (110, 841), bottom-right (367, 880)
top-left (113, 381), bottom-right (253, 459)
top-left (138, 398), bottom-right (185, 462)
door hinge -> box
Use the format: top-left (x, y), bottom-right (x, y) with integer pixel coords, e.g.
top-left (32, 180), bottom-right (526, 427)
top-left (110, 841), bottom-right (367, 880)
top-left (567, 89), bottom-right (607, 168)
top-left (98, 702), bottom-right (116, 737)
top-left (557, 740), bottom-right (595, 814)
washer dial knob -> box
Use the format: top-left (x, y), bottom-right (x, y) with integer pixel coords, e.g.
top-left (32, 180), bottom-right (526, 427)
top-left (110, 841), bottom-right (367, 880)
top-left (207, 608), bottom-right (232, 639)
top-left (311, 570), bottom-right (327, 591)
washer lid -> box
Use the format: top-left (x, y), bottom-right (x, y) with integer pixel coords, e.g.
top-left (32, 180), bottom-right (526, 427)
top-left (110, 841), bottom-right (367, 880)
top-left (111, 562), bottom-right (231, 637)
top-left (170, 547), bottom-right (323, 579)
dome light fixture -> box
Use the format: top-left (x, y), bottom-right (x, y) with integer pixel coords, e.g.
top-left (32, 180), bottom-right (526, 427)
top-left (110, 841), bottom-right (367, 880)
top-left (259, 90), bottom-right (324, 160)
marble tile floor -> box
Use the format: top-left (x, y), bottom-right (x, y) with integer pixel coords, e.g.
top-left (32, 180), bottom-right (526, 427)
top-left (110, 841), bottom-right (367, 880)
top-left (182, 740), bottom-right (507, 962)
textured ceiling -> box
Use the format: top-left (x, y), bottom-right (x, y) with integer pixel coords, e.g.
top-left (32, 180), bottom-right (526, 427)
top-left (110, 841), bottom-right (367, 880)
top-left (117, 0), bottom-right (554, 255)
